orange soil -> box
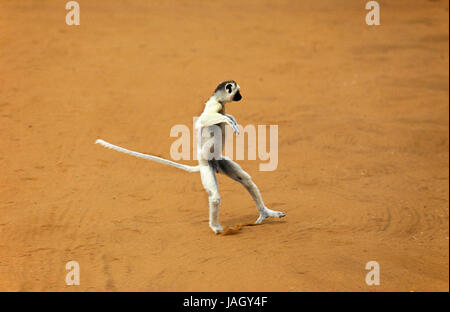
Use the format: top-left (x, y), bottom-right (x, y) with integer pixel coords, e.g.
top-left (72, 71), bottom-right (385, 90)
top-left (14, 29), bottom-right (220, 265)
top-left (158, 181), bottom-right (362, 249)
top-left (0, 0), bottom-right (448, 291)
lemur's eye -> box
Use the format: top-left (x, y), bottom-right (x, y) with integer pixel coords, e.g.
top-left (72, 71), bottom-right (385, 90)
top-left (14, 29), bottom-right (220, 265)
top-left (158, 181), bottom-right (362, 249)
top-left (225, 84), bottom-right (233, 94)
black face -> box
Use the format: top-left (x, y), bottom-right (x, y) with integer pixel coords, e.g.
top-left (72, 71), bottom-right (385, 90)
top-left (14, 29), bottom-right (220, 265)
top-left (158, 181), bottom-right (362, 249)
top-left (233, 90), bottom-right (242, 101)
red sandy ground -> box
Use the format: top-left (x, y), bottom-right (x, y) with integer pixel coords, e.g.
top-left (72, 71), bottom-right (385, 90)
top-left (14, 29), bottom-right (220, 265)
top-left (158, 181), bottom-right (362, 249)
top-left (0, 0), bottom-right (448, 291)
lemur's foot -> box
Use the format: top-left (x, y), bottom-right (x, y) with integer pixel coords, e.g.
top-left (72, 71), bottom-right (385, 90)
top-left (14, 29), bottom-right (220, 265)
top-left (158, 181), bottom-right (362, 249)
top-left (255, 208), bottom-right (286, 224)
top-left (209, 223), bottom-right (223, 234)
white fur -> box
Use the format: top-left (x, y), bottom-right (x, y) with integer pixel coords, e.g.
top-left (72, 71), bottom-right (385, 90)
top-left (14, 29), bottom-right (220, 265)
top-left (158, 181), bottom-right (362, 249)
top-left (95, 139), bottom-right (199, 172)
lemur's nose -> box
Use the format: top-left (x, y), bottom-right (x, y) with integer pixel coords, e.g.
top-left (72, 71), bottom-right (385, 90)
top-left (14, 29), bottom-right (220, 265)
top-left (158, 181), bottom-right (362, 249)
top-left (233, 91), bottom-right (242, 101)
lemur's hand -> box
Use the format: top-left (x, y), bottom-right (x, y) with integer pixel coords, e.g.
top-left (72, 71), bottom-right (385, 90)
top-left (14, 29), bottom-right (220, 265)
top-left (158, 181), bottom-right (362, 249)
top-left (225, 114), bottom-right (240, 134)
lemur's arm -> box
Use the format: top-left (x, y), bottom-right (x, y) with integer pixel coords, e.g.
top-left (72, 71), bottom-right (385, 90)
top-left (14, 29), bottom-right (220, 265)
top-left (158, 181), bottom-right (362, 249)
top-left (196, 97), bottom-right (240, 133)
top-left (197, 113), bottom-right (240, 134)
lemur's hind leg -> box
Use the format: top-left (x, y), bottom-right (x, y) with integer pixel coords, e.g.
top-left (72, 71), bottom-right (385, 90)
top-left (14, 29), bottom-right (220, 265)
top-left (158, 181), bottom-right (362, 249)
top-left (199, 161), bottom-right (223, 234)
top-left (217, 157), bottom-right (285, 224)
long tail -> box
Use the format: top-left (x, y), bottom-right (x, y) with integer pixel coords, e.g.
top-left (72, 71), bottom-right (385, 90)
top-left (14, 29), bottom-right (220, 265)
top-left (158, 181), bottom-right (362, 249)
top-left (95, 139), bottom-right (200, 173)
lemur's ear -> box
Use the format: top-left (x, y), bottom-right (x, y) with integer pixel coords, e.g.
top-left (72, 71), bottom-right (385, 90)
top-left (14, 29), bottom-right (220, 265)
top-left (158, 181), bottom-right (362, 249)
top-left (225, 83), bottom-right (233, 94)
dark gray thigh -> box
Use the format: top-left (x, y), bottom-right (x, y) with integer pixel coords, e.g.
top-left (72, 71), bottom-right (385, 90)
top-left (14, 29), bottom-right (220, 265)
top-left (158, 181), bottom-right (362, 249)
top-left (217, 158), bottom-right (251, 182)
